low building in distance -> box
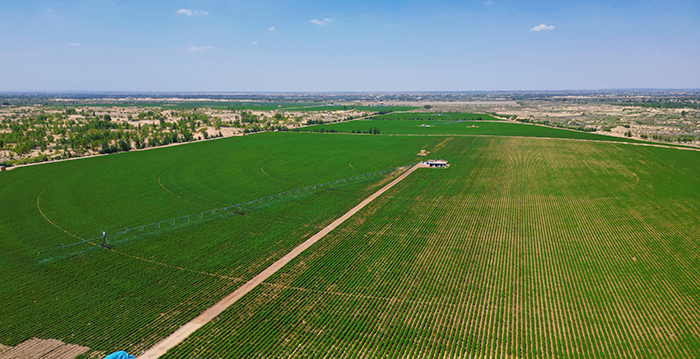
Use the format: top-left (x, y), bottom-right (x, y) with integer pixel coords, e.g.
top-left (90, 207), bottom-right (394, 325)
top-left (423, 159), bottom-right (449, 167)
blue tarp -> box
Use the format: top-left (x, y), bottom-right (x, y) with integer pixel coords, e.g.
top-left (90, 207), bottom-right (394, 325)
top-left (104, 351), bottom-right (135, 359)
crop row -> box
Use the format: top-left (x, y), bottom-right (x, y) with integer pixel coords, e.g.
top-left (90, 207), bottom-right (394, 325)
top-left (162, 137), bottom-right (700, 358)
top-left (3, 132), bottom-right (450, 355)
top-left (37, 164), bottom-right (403, 256)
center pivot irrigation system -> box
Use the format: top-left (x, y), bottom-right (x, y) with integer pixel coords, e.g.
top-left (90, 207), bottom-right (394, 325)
top-left (37, 164), bottom-right (416, 256)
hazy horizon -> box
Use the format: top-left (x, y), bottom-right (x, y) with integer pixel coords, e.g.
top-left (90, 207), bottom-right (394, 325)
top-left (2, 88), bottom-right (700, 95)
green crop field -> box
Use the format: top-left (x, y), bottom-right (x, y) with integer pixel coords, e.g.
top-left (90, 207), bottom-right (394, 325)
top-left (302, 113), bottom-right (697, 149)
top-left (300, 118), bottom-right (658, 144)
top-left (285, 105), bottom-right (418, 112)
top-left (1, 120), bottom-right (699, 358)
top-left (162, 136), bottom-right (700, 358)
top-left (0, 133), bottom-right (442, 355)
top-left (370, 112), bottom-right (500, 121)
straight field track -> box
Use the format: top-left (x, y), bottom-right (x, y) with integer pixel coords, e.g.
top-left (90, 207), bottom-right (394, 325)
top-left (139, 163), bottom-right (426, 359)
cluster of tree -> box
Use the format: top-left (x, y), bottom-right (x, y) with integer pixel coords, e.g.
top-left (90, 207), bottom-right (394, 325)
top-left (495, 113), bottom-right (518, 120)
top-left (0, 105), bottom-right (390, 166)
top-left (243, 124), bottom-right (289, 134)
top-left (379, 116), bottom-right (482, 121)
top-left (0, 154), bottom-right (49, 167)
top-left (514, 117), bottom-right (597, 132)
top-left (563, 125), bottom-right (597, 132)
top-left (639, 133), bottom-right (696, 143)
top-left (0, 112), bottom-right (123, 157)
top-left (272, 112), bottom-right (286, 122)
top-left (357, 127), bottom-right (380, 134)
top-left (621, 102), bottom-right (699, 109)
top-left (294, 127), bottom-right (380, 134)
top-left (240, 111), bottom-right (260, 124)
top-left (0, 108), bottom-right (232, 166)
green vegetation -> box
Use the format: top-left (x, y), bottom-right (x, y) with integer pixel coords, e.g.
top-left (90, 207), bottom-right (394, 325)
top-left (0, 108), bottom-right (226, 166)
top-left (302, 115), bottom-right (699, 149)
top-left (300, 118), bottom-right (655, 144)
top-left (645, 133), bottom-right (697, 143)
top-left (163, 136), bottom-right (700, 358)
top-left (514, 115), bottom-right (601, 132)
top-left (0, 103), bottom-right (419, 166)
top-left (1, 120), bottom-right (699, 357)
top-left (287, 105), bottom-right (417, 112)
top-left (301, 126), bottom-right (381, 134)
top-left (370, 112), bottom-right (497, 121)
top-left (616, 101), bottom-right (700, 109)
top-left (0, 132), bottom-right (441, 355)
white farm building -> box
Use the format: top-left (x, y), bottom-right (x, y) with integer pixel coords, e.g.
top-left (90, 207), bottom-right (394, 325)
top-left (423, 159), bottom-right (449, 168)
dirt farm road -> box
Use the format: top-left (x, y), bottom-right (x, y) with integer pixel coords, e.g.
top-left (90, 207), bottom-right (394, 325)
top-left (139, 162), bottom-right (425, 359)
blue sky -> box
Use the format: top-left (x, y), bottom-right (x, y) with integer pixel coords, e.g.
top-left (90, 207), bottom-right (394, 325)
top-left (1, 0), bottom-right (698, 91)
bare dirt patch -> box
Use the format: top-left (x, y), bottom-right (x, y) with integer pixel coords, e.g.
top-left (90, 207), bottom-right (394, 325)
top-left (0, 338), bottom-right (89, 359)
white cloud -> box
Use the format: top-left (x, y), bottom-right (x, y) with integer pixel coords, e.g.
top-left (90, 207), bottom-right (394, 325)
top-left (268, 26), bottom-right (276, 31)
top-left (530, 24), bottom-right (555, 31)
top-left (177, 9), bottom-right (209, 16)
top-left (46, 8), bottom-right (54, 12)
top-left (187, 46), bottom-right (213, 52)
top-left (68, 43), bottom-right (81, 47)
top-left (483, 0), bottom-right (493, 5)
top-left (252, 41), bottom-right (258, 45)
top-left (310, 18), bottom-right (332, 25)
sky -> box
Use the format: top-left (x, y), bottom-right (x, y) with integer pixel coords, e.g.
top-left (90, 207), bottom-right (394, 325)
top-left (0, 0), bottom-right (698, 92)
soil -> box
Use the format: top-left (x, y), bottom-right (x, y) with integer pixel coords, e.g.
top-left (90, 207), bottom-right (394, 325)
top-left (0, 338), bottom-right (89, 359)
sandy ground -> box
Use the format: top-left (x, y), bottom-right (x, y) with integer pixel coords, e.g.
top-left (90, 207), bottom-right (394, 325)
top-left (0, 338), bottom-right (89, 359)
top-left (483, 102), bottom-right (700, 146)
top-left (138, 163), bottom-right (424, 359)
